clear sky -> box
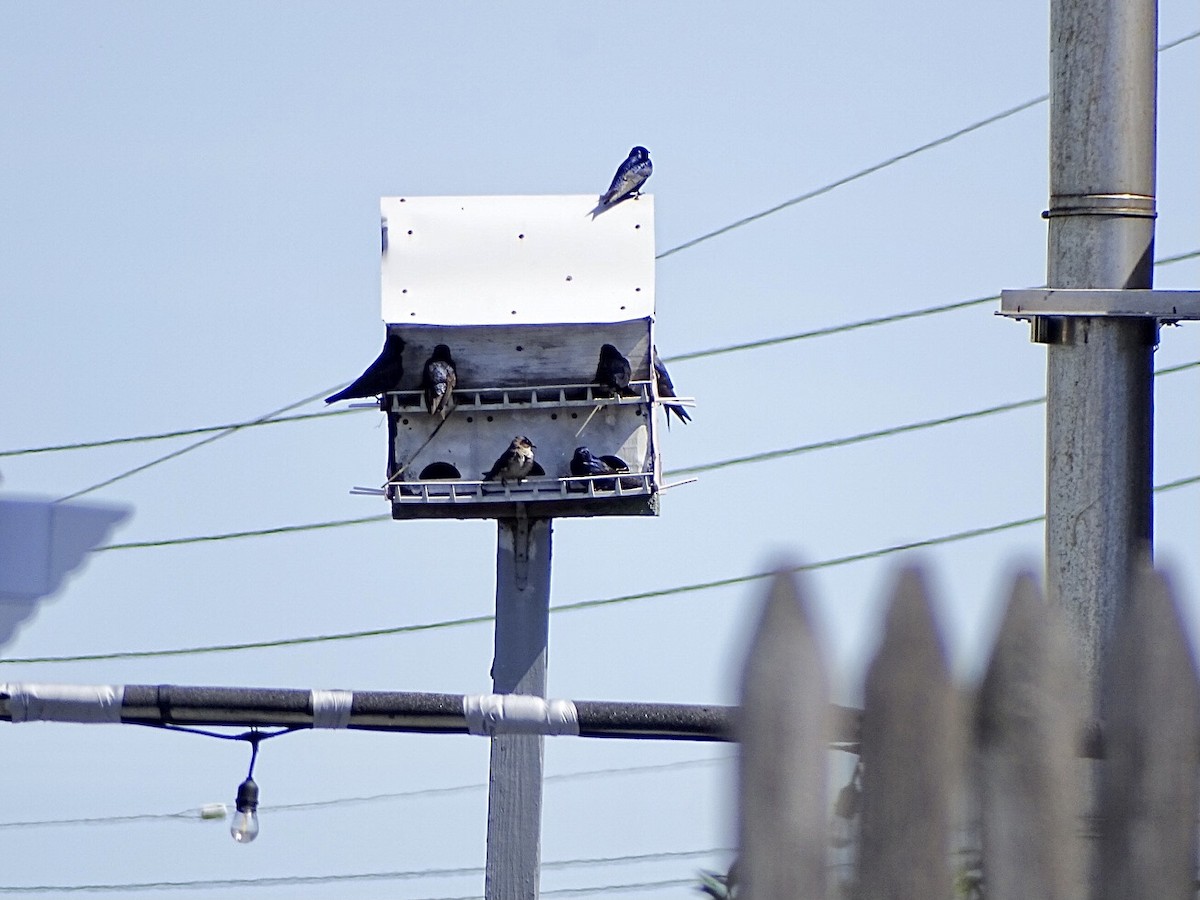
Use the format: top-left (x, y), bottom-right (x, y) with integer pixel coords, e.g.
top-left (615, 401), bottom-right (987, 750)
top-left (2, 3), bottom-right (1198, 898)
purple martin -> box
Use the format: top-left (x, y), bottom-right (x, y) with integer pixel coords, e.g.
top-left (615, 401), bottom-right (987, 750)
top-left (421, 344), bottom-right (457, 420)
top-left (483, 436), bottom-right (536, 485)
top-left (653, 346), bottom-right (691, 427)
top-left (599, 146), bottom-right (652, 209)
top-left (570, 446), bottom-right (620, 491)
top-left (325, 334), bottom-right (406, 404)
top-left (594, 343), bottom-right (633, 397)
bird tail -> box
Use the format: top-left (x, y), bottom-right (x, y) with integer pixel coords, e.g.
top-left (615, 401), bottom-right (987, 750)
top-left (666, 403), bottom-right (692, 425)
top-left (324, 387), bottom-right (351, 404)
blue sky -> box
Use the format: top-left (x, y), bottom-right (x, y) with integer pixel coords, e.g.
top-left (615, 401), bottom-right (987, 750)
top-left (2, 4), bottom-right (1199, 898)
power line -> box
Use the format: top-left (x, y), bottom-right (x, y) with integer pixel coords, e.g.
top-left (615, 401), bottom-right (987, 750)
top-left (97, 514), bottom-right (388, 552)
top-left (1159, 28), bottom-right (1200, 52)
top-left (655, 99), bottom-right (1046, 261)
top-left (652, 29), bottom-right (1200, 262)
top-left (6, 249), bottom-right (1198, 463)
top-left (0, 756), bottom-right (730, 830)
top-left (54, 385), bottom-right (342, 503)
top-left (663, 294), bottom-right (997, 364)
top-left (0, 408), bottom-right (358, 459)
top-left (674, 398), bottom-right (1040, 476)
top-left (672, 359), bottom-right (1200, 476)
top-left (85, 358), bottom-right (1200, 555)
top-left (663, 248), bottom-right (1200, 365)
top-left (14, 472), bottom-right (1198, 666)
top-left (1, 475), bottom-right (1187, 665)
top-left (0, 850), bottom-right (725, 894)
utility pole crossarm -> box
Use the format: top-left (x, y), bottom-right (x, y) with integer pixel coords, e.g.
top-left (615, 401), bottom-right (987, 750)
top-left (999, 289), bottom-right (1200, 320)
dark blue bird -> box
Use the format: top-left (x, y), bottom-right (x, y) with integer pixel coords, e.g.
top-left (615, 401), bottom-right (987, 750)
top-left (594, 343), bottom-right (633, 397)
top-left (653, 346), bottom-right (691, 427)
top-left (325, 334), bottom-right (406, 404)
top-left (598, 146), bottom-right (652, 209)
top-left (421, 344), bottom-right (457, 420)
top-left (570, 446), bottom-right (620, 491)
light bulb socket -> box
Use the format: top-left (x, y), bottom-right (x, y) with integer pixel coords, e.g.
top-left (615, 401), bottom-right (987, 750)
top-left (235, 777), bottom-right (259, 813)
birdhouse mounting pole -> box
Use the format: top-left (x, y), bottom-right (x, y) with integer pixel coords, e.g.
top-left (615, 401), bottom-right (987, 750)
top-left (485, 514), bottom-right (553, 900)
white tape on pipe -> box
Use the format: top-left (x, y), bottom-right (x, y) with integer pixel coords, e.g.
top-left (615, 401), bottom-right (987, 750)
top-left (463, 694), bottom-right (580, 737)
top-left (1, 683), bottom-right (125, 723)
top-left (310, 689), bottom-right (354, 729)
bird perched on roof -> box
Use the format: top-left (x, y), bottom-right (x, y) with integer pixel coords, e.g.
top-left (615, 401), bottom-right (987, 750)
top-left (570, 446), bottom-right (620, 491)
top-left (653, 346), bottom-right (691, 427)
top-left (421, 344), bottom-right (457, 420)
top-left (483, 436), bottom-right (536, 485)
top-left (594, 343), bottom-right (633, 397)
top-left (597, 146), bottom-right (652, 210)
top-left (325, 334), bottom-right (406, 404)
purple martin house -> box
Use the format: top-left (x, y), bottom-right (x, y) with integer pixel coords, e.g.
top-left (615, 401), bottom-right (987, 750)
top-left (373, 194), bottom-right (682, 520)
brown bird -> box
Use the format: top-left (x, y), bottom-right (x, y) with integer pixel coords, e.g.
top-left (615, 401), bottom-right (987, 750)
top-left (421, 344), bottom-right (457, 420)
top-left (483, 436), bottom-right (536, 485)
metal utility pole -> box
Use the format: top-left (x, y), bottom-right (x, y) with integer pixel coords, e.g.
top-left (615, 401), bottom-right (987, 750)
top-left (486, 516), bottom-right (552, 900)
top-left (1042, 0), bottom-right (1158, 713)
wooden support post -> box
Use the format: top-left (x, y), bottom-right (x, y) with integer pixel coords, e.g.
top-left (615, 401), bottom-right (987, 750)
top-left (485, 514), bottom-right (553, 900)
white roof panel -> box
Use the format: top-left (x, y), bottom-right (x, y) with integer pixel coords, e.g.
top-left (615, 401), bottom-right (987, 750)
top-left (381, 194), bottom-right (655, 325)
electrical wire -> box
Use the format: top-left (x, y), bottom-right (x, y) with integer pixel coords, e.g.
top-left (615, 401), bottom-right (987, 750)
top-left (0, 408), bottom-right (359, 459)
top-left (0, 851), bottom-right (725, 894)
top-left (663, 247), bottom-right (1200, 365)
top-left (84, 357), bottom-right (1200, 554)
top-left (8, 472), bottom-right (1199, 666)
top-left (673, 359), bottom-right (1200, 476)
top-left (5, 248), bottom-right (1198, 462)
top-left (54, 385), bottom-right (343, 504)
top-left (655, 101), bottom-right (1045, 261)
top-left (652, 29), bottom-right (1199, 262)
top-left (97, 514), bottom-right (389, 552)
top-left (0, 756), bottom-right (730, 830)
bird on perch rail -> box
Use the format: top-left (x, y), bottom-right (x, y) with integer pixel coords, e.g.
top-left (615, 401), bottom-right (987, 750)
top-left (594, 343), bottom-right (633, 397)
top-left (324, 334), bottom-right (406, 404)
top-left (421, 344), bottom-right (457, 420)
top-left (483, 436), bottom-right (536, 486)
top-left (569, 446), bottom-right (621, 491)
top-left (653, 346), bottom-right (691, 427)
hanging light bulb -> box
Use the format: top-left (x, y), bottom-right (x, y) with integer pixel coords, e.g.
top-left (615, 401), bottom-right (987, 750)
top-left (230, 776), bottom-right (260, 843)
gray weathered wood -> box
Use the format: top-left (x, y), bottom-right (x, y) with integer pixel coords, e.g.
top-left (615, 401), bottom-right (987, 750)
top-left (856, 566), bottom-right (957, 900)
top-left (1097, 564), bottom-right (1200, 900)
top-left (485, 516), bottom-right (553, 900)
top-left (738, 565), bottom-right (829, 900)
top-left (976, 571), bottom-right (1083, 900)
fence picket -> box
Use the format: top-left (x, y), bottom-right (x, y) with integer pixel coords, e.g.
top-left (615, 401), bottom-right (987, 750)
top-left (856, 566), bottom-right (957, 900)
top-left (1098, 565), bottom-right (1200, 900)
top-left (738, 565), bottom-right (830, 900)
top-left (976, 571), bottom-right (1083, 900)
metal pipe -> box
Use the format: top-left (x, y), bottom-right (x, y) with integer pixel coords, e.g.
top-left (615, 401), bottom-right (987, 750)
top-left (1044, 0), bottom-right (1158, 715)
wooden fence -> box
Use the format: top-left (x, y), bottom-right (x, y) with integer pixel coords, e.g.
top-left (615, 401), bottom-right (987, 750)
top-left (735, 563), bottom-right (1200, 900)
